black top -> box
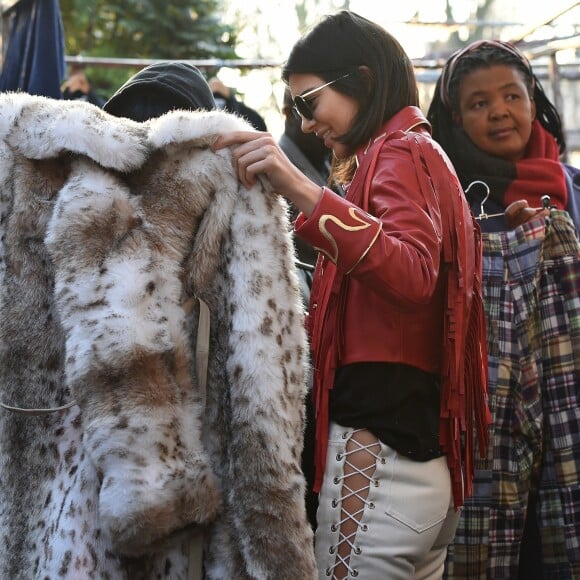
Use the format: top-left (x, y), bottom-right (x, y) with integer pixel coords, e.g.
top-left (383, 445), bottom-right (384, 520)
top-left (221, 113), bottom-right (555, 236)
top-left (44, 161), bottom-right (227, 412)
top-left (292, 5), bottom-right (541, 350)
top-left (329, 362), bottom-right (443, 461)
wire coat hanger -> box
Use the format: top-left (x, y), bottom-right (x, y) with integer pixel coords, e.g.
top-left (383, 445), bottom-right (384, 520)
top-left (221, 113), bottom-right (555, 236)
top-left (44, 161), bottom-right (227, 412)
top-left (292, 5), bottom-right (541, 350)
top-left (466, 179), bottom-right (554, 225)
top-left (465, 180), bottom-right (505, 220)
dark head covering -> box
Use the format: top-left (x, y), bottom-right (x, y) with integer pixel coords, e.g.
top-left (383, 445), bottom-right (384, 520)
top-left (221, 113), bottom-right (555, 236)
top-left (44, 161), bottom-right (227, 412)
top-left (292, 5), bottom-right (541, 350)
top-left (104, 61), bottom-right (215, 118)
top-left (437, 40), bottom-right (533, 109)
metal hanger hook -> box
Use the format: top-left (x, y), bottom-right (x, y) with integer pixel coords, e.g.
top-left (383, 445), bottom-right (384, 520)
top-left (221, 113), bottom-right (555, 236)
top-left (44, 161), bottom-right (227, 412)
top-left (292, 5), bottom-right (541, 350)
top-left (465, 180), bottom-right (491, 219)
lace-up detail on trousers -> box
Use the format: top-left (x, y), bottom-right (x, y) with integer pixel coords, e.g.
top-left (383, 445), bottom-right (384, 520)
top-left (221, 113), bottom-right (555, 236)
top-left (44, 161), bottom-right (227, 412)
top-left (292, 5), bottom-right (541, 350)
top-left (319, 427), bottom-right (382, 579)
top-left (315, 422), bottom-right (459, 580)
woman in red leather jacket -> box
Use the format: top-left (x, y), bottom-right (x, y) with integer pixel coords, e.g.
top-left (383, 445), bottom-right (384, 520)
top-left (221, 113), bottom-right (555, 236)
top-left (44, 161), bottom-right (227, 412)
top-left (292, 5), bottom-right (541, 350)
top-left (214, 10), bottom-right (489, 579)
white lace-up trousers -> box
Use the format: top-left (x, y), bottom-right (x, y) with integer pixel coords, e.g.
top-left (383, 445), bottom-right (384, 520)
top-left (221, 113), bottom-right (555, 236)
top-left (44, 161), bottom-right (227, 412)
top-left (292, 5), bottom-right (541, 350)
top-left (315, 422), bottom-right (460, 580)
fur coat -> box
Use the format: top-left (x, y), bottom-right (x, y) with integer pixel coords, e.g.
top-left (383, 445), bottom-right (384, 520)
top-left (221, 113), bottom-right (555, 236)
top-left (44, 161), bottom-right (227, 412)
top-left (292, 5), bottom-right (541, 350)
top-left (0, 92), bottom-right (316, 579)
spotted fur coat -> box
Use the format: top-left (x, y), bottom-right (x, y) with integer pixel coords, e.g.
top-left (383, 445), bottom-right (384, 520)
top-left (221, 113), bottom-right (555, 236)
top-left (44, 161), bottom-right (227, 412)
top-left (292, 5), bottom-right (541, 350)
top-left (0, 92), bottom-right (316, 579)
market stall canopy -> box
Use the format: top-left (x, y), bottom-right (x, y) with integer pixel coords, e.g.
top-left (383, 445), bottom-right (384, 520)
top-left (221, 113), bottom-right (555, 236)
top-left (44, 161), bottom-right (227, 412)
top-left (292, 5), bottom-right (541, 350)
top-left (0, 0), bottom-right (65, 98)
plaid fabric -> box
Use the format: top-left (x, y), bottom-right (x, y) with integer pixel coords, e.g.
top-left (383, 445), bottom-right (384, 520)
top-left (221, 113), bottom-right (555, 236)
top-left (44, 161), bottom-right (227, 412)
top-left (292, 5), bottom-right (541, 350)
top-left (445, 211), bottom-right (580, 579)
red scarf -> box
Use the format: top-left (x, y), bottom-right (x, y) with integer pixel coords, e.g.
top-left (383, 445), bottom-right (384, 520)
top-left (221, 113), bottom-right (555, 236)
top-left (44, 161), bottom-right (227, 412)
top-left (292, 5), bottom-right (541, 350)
top-left (505, 120), bottom-right (567, 209)
top-left (452, 121), bottom-right (567, 213)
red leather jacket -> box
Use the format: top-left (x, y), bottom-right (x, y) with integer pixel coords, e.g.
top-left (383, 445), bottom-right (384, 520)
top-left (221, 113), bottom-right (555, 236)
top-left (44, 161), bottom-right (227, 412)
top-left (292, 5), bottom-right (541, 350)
top-left (295, 106), bottom-right (489, 504)
top-left (296, 107), bottom-right (446, 374)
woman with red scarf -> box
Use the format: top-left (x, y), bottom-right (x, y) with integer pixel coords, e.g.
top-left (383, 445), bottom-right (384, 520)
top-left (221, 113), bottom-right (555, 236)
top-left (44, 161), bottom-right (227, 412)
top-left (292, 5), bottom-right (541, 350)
top-left (427, 39), bottom-right (578, 232)
top-left (428, 41), bottom-right (580, 579)
top-left (214, 11), bottom-right (490, 579)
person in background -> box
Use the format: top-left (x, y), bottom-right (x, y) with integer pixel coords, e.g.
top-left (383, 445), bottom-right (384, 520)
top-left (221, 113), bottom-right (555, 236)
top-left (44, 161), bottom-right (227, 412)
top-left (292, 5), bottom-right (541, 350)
top-left (279, 86), bottom-right (335, 269)
top-left (280, 87), bottom-right (333, 196)
top-left (427, 39), bottom-right (579, 233)
top-left (279, 85), bottom-right (336, 531)
top-left (427, 40), bottom-right (580, 579)
top-left (62, 65), bottom-right (106, 107)
top-left (213, 10), bottom-right (489, 579)
top-left (209, 76), bottom-right (267, 131)
top-left (104, 61), bottom-right (215, 121)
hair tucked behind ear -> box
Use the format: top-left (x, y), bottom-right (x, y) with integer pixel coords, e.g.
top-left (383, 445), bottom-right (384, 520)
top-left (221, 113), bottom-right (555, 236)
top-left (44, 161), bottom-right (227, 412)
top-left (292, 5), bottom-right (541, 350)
top-left (427, 42), bottom-right (566, 159)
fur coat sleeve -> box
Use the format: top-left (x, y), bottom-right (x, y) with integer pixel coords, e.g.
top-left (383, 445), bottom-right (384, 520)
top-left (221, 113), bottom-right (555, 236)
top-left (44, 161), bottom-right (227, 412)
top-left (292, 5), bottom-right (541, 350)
top-left (0, 93), bottom-right (316, 579)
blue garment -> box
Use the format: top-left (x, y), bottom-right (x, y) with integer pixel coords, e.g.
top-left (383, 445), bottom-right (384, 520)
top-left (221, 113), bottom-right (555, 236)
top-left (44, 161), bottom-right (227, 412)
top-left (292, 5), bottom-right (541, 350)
top-left (0, 0), bottom-right (65, 99)
top-left (564, 163), bottom-right (580, 233)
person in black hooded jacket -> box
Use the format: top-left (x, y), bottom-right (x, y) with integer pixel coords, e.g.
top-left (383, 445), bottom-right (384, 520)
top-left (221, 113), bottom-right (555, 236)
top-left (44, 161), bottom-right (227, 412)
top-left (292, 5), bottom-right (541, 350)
top-left (104, 61), bottom-right (215, 121)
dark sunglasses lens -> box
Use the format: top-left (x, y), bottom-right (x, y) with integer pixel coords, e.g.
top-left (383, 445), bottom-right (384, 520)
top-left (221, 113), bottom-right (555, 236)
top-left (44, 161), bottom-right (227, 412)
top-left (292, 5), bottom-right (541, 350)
top-left (293, 96), bottom-right (313, 120)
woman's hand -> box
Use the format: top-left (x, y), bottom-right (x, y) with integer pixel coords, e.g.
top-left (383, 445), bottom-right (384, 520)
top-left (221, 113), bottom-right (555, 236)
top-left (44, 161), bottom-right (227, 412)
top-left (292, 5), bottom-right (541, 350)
top-left (212, 131), bottom-right (323, 217)
top-left (505, 199), bottom-right (550, 229)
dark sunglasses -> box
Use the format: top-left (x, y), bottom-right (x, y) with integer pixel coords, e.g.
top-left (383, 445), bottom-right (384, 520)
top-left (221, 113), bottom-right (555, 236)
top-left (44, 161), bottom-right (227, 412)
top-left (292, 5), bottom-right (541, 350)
top-left (292, 73), bottom-right (352, 121)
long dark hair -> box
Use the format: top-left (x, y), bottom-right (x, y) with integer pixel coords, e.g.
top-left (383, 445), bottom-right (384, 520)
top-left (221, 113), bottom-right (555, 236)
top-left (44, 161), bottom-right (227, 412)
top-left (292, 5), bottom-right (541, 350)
top-left (282, 10), bottom-right (419, 182)
top-left (427, 40), bottom-right (566, 169)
